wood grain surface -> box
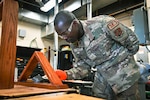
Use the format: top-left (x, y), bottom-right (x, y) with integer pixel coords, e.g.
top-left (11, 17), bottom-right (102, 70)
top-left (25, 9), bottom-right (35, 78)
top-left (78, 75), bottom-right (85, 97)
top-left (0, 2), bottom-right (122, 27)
top-left (0, 85), bottom-right (76, 98)
top-left (18, 51), bottom-right (63, 85)
top-left (7, 93), bottom-right (104, 100)
top-left (0, 0), bottom-right (18, 89)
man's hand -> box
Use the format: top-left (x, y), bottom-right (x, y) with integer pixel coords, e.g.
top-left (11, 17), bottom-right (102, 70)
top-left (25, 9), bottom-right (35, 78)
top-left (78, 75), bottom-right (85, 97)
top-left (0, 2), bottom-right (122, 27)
top-left (55, 70), bottom-right (67, 80)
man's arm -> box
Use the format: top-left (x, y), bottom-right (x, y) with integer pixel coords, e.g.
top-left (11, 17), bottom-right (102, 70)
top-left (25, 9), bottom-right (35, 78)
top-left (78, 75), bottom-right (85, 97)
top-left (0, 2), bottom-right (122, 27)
top-left (105, 19), bottom-right (139, 55)
top-left (65, 58), bottom-right (91, 80)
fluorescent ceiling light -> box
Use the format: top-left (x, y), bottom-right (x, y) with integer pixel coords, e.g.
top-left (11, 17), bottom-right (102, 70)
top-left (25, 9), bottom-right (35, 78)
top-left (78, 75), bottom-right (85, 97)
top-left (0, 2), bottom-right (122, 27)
top-left (64, 1), bottom-right (81, 12)
top-left (40, 0), bottom-right (62, 12)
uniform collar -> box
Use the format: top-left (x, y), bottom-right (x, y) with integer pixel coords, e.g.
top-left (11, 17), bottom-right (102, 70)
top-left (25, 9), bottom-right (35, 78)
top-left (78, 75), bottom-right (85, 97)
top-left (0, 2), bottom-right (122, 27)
top-left (80, 20), bottom-right (94, 42)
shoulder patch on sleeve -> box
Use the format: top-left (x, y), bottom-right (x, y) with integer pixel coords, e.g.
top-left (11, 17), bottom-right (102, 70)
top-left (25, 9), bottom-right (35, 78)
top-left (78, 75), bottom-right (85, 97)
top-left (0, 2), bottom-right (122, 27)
top-left (107, 20), bottom-right (119, 30)
top-left (114, 27), bottom-right (123, 36)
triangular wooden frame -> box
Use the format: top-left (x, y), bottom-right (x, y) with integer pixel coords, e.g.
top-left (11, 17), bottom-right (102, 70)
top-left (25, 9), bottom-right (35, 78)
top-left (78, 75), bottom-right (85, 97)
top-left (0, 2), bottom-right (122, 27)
top-left (18, 51), bottom-right (64, 86)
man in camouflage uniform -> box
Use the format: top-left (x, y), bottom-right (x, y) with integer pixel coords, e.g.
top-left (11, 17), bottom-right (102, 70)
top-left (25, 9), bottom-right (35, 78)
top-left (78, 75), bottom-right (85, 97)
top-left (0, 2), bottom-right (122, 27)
top-left (54, 10), bottom-right (141, 100)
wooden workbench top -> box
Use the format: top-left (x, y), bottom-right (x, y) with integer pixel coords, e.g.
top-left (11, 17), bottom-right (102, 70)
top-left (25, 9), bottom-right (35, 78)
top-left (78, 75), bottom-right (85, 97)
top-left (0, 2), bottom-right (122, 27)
top-left (8, 93), bottom-right (104, 100)
top-left (0, 85), bottom-right (104, 100)
top-left (0, 85), bottom-right (76, 99)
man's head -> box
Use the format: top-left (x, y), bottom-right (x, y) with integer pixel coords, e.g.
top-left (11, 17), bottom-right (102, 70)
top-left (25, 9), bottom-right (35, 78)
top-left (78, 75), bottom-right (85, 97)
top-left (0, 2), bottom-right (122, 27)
top-left (54, 10), bottom-right (83, 43)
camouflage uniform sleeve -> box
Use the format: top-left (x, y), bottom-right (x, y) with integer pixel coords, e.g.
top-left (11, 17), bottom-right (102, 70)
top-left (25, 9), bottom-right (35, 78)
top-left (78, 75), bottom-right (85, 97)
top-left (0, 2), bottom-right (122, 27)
top-left (105, 19), bottom-right (139, 55)
top-left (65, 60), bottom-right (91, 80)
top-left (64, 42), bottom-right (91, 80)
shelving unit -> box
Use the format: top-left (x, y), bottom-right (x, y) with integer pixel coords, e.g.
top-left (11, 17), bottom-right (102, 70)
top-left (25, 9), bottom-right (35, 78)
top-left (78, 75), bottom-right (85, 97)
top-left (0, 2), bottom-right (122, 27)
top-left (16, 46), bottom-right (44, 78)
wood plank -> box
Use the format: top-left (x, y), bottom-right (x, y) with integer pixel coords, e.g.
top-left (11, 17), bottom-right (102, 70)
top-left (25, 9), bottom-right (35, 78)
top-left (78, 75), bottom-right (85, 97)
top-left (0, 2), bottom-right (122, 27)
top-left (35, 51), bottom-right (62, 85)
top-left (15, 82), bottom-right (68, 89)
top-left (8, 93), bottom-right (104, 100)
top-left (0, 0), bottom-right (18, 89)
top-left (18, 51), bottom-right (63, 85)
top-left (0, 85), bottom-right (76, 98)
top-left (0, 0), bottom-right (3, 21)
top-left (18, 53), bottom-right (38, 81)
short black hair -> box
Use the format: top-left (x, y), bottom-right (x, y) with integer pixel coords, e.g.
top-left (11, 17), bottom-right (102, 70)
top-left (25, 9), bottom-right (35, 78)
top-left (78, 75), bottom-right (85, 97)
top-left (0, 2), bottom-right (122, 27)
top-left (54, 10), bottom-right (76, 27)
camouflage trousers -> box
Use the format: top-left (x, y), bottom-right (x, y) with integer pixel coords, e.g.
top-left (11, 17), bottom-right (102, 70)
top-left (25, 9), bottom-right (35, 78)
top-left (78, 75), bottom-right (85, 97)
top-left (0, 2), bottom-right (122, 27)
top-left (116, 81), bottom-right (140, 100)
top-left (92, 72), bottom-right (140, 100)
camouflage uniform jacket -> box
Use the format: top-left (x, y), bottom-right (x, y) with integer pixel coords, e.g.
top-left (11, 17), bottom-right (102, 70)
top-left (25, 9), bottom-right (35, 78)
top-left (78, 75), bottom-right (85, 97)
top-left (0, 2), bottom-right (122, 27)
top-left (66, 15), bottom-right (140, 93)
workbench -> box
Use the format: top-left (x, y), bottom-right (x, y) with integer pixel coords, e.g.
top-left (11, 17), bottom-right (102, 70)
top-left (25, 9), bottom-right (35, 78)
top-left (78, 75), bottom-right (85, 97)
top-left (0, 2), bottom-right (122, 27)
top-left (0, 85), bottom-right (75, 99)
top-left (63, 80), bottom-right (93, 96)
top-left (0, 85), bottom-right (104, 100)
top-left (8, 93), bottom-right (104, 100)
